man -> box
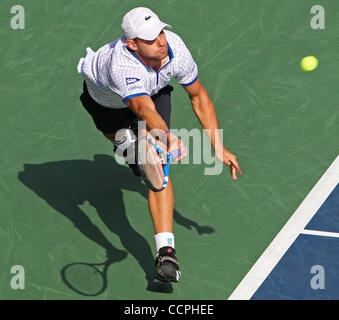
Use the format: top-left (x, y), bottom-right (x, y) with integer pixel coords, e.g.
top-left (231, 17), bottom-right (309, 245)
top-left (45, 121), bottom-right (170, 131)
top-left (77, 7), bottom-right (242, 283)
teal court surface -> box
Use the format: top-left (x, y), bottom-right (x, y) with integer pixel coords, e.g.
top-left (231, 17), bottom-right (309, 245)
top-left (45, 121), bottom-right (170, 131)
top-left (0, 0), bottom-right (338, 299)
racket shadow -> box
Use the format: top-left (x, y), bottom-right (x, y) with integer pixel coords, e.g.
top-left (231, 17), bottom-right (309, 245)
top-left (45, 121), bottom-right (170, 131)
top-left (61, 260), bottom-right (111, 297)
top-left (17, 154), bottom-right (214, 296)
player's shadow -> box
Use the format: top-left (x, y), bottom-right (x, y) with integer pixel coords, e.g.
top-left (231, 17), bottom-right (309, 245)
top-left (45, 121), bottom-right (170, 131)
top-left (17, 154), bottom-right (214, 295)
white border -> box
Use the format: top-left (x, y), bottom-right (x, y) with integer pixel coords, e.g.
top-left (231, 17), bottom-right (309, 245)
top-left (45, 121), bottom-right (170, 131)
top-left (301, 229), bottom-right (339, 238)
top-left (228, 155), bottom-right (339, 300)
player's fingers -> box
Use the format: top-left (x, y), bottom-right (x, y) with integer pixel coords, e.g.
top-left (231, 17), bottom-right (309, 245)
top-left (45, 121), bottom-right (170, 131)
top-left (226, 156), bottom-right (242, 174)
top-left (225, 156), bottom-right (234, 166)
top-left (228, 164), bottom-right (235, 179)
top-left (224, 154), bottom-right (242, 179)
top-left (173, 147), bottom-right (186, 161)
top-left (232, 160), bottom-right (242, 175)
top-left (230, 164), bottom-right (238, 180)
top-left (178, 143), bottom-right (187, 160)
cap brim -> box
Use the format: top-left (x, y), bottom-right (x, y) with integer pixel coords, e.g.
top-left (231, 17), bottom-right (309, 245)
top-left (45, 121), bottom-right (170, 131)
top-left (137, 21), bottom-right (172, 41)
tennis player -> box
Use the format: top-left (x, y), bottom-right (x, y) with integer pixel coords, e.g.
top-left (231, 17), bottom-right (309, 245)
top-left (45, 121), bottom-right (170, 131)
top-left (77, 7), bottom-right (242, 283)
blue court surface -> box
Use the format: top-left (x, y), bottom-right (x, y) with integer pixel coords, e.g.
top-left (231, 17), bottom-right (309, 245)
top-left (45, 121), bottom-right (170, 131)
top-left (228, 155), bottom-right (339, 300)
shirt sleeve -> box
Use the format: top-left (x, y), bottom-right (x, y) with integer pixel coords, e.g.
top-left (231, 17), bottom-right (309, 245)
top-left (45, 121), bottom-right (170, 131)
top-left (173, 36), bottom-right (199, 87)
top-left (108, 67), bottom-right (149, 103)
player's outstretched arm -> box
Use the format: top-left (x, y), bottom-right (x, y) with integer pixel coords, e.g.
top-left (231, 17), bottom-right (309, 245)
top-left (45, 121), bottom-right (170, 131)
top-left (183, 79), bottom-right (242, 180)
top-left (126, 95), bottom-right (186, 159)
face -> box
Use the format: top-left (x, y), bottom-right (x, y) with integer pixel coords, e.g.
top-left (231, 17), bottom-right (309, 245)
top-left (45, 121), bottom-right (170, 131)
top-left (127, 30), bottom-right (168, 61)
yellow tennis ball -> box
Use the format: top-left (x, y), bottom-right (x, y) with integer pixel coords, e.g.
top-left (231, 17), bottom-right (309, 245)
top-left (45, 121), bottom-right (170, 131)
top-left (300, 56), bottom-right (318, 71)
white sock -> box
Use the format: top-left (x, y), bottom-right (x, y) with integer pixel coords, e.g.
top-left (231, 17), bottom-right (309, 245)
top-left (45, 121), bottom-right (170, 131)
top-left (154, 232), bottom-right (175, 255)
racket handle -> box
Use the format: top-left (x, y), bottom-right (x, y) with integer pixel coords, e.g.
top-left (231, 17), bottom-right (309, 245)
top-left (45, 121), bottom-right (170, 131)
top-left (170, 148), bottom-right (186, 160)
top-left (170, 149), bottom-right (181, 160)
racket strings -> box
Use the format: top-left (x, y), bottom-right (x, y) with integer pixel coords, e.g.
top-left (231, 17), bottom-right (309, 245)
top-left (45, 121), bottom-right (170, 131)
top-left (138, 139), bottom-right (165, 190)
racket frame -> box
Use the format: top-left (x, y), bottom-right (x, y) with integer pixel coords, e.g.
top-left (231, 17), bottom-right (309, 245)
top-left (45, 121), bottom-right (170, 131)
top-left (136, 135), bottom-right (177, 192)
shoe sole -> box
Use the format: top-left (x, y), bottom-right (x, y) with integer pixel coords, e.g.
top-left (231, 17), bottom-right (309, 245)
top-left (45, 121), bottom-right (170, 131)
top-left (154, 270), bottom-right (181, 283)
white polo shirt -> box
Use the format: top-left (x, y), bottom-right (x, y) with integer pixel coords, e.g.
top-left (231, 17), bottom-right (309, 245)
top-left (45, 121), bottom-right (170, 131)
top-left (77, 30), bottom-right (198, 108)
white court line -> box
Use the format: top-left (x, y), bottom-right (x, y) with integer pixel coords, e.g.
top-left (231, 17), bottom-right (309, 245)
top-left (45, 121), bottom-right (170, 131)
top-left (301, 229), bottom-right (339, 238)
top-left (228, 155), bottom-right (339, 300)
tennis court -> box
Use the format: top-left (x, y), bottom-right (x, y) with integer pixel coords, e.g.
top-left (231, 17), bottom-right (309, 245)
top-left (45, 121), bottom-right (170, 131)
top-left (1, 0), bottom-right (338, 300)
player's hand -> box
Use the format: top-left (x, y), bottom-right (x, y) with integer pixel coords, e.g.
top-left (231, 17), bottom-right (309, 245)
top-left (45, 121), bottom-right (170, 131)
top-left (217, 148), bottom-right (242, 180)
top-left (167, 133), bottom-right (187, 161)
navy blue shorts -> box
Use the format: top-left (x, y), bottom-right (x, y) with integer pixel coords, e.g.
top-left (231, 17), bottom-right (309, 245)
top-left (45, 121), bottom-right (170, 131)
top-left (80, 81), bottom-right (173, 134)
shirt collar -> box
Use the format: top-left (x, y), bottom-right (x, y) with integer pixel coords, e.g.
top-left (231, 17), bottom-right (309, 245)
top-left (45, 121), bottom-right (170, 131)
top-left (167, 42), bottom-right (174, 60)
top-left (126, 41), bottom-right (174, 71)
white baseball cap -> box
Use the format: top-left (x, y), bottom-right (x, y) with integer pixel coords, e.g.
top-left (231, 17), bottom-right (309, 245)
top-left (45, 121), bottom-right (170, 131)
top-left (121, 7), bottom-right (171, 41)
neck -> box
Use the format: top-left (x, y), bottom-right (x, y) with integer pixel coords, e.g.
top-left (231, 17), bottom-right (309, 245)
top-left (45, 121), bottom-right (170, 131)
top-left (134, 52), bottom-right (165, 71)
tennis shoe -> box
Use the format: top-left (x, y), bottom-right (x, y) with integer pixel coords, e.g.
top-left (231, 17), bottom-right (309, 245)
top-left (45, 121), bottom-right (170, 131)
top-left (155, 246), bottom-right (181, 283)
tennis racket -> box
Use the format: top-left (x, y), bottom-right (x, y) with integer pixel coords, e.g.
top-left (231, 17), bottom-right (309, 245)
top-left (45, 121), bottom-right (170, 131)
top-left (136, 135), bottom-right (181, 192)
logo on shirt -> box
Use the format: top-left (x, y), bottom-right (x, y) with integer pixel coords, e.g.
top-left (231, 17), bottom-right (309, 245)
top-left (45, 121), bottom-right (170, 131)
top-left (126, 77), bottom-right (140, 85)
top-left (145, 15), bottom-right (151, 21)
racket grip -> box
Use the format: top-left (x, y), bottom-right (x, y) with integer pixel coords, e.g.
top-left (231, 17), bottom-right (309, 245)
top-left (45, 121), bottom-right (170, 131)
top-left (170, 149), bottom-right (181, 160)
top-left (170, 146), bottom-right (188, 160)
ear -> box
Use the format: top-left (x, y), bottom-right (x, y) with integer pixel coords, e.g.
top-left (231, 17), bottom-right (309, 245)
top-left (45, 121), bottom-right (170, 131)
top-left (126, 39), bottom-right (137, 51)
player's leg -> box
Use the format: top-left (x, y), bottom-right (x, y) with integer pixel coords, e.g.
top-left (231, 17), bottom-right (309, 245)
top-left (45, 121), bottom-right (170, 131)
top-left (147, 85), bottom-right (181, 282)
top-left (146, 85), bottom-right (174, 236)
top-left (148, 175), bottom-right (174, 234)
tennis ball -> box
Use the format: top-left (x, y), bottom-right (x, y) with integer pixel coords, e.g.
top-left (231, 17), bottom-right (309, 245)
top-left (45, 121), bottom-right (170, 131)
top-left (300, 56), bottom-right (318, 71)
